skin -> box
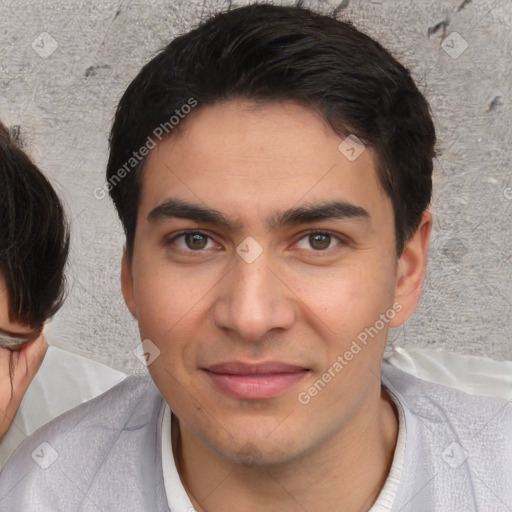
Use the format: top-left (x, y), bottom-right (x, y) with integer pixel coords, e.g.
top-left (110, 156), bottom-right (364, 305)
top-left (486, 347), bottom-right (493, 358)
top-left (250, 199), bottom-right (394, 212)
top-left (0, 274), bottom-right (47, 441)
top-left (122, 99), bottom-right (432, 512)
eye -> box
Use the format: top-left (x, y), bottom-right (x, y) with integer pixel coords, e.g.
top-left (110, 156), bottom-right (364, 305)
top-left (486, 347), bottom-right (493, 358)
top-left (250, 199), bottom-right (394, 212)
top-left (165, 229), bottom-right (346, 254)
top-left (166, 231), bottom-right (219, 252)
top-left (294, 230), bottom-right (345, 252)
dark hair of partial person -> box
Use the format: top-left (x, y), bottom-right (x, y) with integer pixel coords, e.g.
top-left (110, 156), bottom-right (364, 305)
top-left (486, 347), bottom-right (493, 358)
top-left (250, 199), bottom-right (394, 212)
top-left (106, 2), bottom-right (436, 258)
top-left (0, 120), bottom-right (70, 330)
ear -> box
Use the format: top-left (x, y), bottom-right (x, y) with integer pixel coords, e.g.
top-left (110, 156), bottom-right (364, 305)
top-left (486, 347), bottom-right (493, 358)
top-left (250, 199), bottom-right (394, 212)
top-left (389, 210), bottom-right (432, 328)
top-left (121, 249), bottom-right (137, 319)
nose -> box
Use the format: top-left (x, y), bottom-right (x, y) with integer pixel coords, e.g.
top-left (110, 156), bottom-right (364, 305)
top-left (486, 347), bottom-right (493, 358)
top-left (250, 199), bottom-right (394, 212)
top-left (213, 247), bottom-right (295, 343)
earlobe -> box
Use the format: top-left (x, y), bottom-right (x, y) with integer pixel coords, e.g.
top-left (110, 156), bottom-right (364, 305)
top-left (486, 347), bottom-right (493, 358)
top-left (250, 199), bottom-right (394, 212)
top-left (389, 210), bottom-right (432, 328)
top-left (121, 250), bottom-right (137, 319)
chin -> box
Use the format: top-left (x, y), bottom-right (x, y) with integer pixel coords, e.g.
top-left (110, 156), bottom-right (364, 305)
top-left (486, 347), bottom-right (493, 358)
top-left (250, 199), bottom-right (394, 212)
top-left (206, 430), bottom-right (310, 468)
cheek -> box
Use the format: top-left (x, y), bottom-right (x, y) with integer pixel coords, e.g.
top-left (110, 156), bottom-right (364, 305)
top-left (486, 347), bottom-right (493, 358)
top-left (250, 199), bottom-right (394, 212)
top-left (131, 261), bottom-right (217, 365)
top-left (132, 257), bottom-right (198, 326)
top-left (292, 260), bottom-right (395, 335)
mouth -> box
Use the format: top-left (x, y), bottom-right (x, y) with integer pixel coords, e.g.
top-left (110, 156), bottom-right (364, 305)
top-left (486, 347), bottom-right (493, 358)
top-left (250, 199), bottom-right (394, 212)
top-left (202, 361), bottom-right (310, 400)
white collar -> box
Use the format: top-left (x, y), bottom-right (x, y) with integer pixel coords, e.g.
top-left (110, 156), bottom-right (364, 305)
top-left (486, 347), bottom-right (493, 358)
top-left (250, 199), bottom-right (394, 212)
top-left (367, 385), bottom-right (406, 511)
top-left (161, 404), bottom-right (196, 510)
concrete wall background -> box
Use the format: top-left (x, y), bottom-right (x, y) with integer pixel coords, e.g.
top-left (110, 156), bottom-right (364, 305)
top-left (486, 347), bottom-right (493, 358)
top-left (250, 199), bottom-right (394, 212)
top-left (0, 0), bottom-right (510, 375)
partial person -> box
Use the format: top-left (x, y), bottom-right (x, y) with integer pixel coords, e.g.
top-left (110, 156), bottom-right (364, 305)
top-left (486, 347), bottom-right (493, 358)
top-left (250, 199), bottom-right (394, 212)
top-left (0, 120), bottom-right (69, 443)
top-left (0, 121), bottom-right (126, 468)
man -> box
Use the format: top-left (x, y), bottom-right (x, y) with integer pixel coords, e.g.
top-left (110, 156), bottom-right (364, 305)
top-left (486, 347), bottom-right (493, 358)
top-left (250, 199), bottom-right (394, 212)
top-left (0, 120), bottom-right (69, 442)
top-left (0, 4), bottom-right (510, 511)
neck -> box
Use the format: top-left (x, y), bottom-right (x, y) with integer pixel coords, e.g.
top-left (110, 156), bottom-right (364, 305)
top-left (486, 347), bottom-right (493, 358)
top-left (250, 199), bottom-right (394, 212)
top-left (171, 386), bottom-right (398, 512)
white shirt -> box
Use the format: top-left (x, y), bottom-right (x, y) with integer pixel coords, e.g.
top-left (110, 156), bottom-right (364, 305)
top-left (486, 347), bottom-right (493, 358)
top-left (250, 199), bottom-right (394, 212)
top-left (0, 345), bottom-right (126, 468)
top-left (1, 357), bottom-right (510, 511)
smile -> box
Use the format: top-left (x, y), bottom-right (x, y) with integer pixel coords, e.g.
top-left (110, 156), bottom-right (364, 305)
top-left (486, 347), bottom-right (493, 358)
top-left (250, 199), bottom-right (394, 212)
top-left (203, 361), bottom-right (309, 400)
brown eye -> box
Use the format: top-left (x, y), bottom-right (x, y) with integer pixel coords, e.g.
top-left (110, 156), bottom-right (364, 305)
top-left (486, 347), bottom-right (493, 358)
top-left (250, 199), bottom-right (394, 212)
top-left (309, 233), bottom-right (331, 250)
top-left (166, 230), bottom-right (219, 252)
top-left (184, 232), bottom-right (208, 250)
top-left (295, 231), bottom-right (343, 252)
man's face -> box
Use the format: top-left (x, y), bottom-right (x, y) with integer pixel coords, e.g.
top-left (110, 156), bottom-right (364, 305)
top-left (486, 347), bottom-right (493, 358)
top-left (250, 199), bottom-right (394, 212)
top-left (123, 99), bottom-right (411, 465)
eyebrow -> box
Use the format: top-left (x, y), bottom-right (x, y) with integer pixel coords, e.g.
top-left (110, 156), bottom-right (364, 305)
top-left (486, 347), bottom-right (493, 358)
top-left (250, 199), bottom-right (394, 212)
top-left (147, 198), bottom-right (370, 231)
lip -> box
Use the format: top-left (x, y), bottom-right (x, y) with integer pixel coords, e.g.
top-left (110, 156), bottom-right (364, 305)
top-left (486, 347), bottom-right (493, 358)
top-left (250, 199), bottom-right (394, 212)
top-left (203, 361), bottom-right (309, 400)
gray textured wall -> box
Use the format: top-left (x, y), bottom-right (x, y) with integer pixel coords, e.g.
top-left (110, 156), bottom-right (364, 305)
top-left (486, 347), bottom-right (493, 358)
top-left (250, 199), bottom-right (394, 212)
top-left (0, 0), bottom-right (510, 375)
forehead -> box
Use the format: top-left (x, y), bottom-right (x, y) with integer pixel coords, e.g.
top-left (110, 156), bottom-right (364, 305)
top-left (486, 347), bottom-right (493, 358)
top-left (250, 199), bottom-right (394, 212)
top-left (137, 100), bottom-right (391, 230)
top-left (0, 274), bottom-right (15, 327)
top-left (0, 273), bottom-right (37, 337)
top-left (0, 273), bottom-right (8, 305)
